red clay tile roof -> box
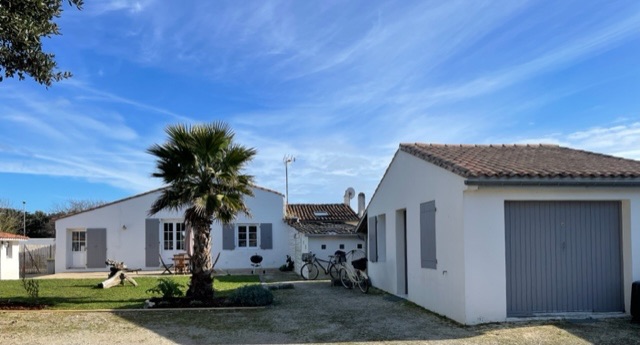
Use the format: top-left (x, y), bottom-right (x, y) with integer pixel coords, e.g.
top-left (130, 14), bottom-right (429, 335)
top-left (288, 222), bottom-right (357, 235)
top-left (286, 204), bottom-right (359, 235)
top-left (0, 232), bottom-right (29, 240)
top-left (400, 143), bottom-right (640, 179)
top-left (286, 204), bottom-right (359, 222)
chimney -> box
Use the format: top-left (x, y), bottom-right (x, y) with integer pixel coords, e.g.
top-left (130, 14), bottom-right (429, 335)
top-left (344, 187), bottom-right (355, 207)
top-left (357, 192), bottom-right (365, 217)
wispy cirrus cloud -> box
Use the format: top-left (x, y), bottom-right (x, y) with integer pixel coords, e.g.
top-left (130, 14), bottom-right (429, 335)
top-left (0, 82), bottom-right (180, 194)
top-left (3, 1), bottom-right (640, 209)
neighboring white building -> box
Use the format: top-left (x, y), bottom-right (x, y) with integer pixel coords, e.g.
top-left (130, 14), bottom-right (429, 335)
top-left (0, 231), bottom-right (28, 280)
top-left (286, 203), bottom-right (365, 272)
top-left (55, 185), bottom-right (289, 272)
top-left (359, 143), bottom-right (640, 325)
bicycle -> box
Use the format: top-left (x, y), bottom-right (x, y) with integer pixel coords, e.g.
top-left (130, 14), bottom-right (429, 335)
top-left (338, 249), bottom-right (369, 293)
top-left (300, 252), bottom-right (343, 280)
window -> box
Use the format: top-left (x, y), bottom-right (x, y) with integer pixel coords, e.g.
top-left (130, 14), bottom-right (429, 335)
top-left (223, 223), bottom-right (272, 250)
top-left (339, 244), bottom-right (345, 249)
top-left (71, 231), bottom-right (85, 252)
top-left (420, 201), bottom-right (437, 269)
top-left (6, 243), bottom-right (12, 258)
top-left (238, 225), bottom-right (258, 248)
top-left (357, 243), bottom-right (363, 249)
top-left (321, 244), bottom-right (326, 250)
top-left (163, 223), bottom-right (174, 250)
top-left (313, 211), bottom-right (329, 217)
top-left (176, 223), bottom-right (186, 250)
top-left (163, 221), bottom-right (186, 251)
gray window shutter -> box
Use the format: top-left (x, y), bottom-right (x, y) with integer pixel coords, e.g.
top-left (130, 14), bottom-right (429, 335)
top-left (260, 223), bottom-right (273, 249)
top-left (369, 216), bottom-right (377, 262)
top-left (420, 201), bottom-right (437, 269)
top-left (145, 218), bottom-right (160, 267)
top-left (222, 223), bottom-right (235, 250)
top-left (377, 215), bottom-right (386, 262)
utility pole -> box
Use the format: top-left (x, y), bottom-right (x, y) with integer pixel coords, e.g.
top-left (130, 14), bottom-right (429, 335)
top-left (283, 155), bottom-right (295, 206)
top-left (22, 200), bottom-right (26, 278)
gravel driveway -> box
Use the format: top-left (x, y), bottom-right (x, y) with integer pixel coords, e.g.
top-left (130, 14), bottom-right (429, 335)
top-left (1, 273), bottom-right (639, 344)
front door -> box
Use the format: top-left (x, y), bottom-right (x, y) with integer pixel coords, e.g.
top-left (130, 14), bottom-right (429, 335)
top-left (71, 230), bottom-right (86, 268)
top-left (160, 221), bottom-right (186, 263)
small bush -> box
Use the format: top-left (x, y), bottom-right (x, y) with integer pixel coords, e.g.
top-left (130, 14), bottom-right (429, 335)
top-left (228, 285), bottom-right (273, 306)
top-left (146, 278), bottom-right (184, 299)
top-left (21, 278), bottom-right (40, 300)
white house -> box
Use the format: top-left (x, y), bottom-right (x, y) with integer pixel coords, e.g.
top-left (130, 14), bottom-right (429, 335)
top-left (359, 143), bottom-right (640, 325)
top-left (55, 185), bottom-right (290, 272)
top-left (0, 231), bottom-right (28, 280)
top-left (286, 202), bottom-right (365, 272)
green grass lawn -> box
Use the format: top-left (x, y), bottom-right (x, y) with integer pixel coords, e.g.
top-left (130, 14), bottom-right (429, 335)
top-left (0, 275), bottom-right (260, 310)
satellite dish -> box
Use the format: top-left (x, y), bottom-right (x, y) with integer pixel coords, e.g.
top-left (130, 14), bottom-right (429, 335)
top-left (345, 187), bottom-right (356, 199)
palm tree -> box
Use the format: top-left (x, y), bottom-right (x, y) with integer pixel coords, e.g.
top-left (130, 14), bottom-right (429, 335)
top-left (148, 122), bottom-right (256, 300)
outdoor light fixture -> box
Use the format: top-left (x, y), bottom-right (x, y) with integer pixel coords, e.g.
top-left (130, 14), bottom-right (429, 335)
top-left (122, 225), bottom-right (127, 231)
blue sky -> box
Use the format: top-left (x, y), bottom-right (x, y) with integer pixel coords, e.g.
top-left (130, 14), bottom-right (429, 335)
top-left (1, 0), bottom-right (640, 212)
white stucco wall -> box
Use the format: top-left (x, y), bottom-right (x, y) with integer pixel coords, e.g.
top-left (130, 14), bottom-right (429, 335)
top-left (365, 149), bottom-right (640, 325)
top-left (55, 187), bottom-right (288, 272)
top-left (213, 188), bottom-right (289, 270)
top-left (0, 242), bottom-right (21, 280)
top-left (308, 236), bottom-right (365, 259)
top-left (463, 186), bottom-right (640, 324)
top-left (290, 230), bottom-right (309, 274)
top-left (366, 150), bottom-right (468, 323)
top-left (288, 230), bottom-right (364, 276)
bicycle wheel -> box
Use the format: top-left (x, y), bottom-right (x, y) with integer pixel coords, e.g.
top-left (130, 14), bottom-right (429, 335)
top-left (339, 268), bottom-right (352, 289)
top-left (300, 263), bottom-right (319, 280)
top-left (356, 270), bottom-right (369, 293)
top-left (328, 263), bottom-right (340, 280)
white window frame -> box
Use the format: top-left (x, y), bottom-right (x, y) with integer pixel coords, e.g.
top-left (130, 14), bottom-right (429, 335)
top-left (71, 231), bottom-right (86, 252)
top-left (162, 220), bottom-right (186, 251)
top-left (163, 222), bottom-right (174, 250)
top-left (237, 224), bottom-right (259, 248)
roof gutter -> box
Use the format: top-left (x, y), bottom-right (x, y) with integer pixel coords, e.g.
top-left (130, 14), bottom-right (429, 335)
top-left (465, 177), bottom-right (640, 187)
top-left (305, 233), bottom-right (360, 237)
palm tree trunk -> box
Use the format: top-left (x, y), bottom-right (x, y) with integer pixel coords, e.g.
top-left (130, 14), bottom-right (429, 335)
top-left (186, 220), bottom-right (214, 300)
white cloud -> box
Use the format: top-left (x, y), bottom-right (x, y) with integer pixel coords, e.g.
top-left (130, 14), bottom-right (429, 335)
top-left (87, 0), bottom-right (154, 15)
top-left (513, 122), bottom-right (640, 160)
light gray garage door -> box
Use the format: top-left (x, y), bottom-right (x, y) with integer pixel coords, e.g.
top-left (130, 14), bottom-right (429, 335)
top-left (505, 201), bottom-right (623, 317)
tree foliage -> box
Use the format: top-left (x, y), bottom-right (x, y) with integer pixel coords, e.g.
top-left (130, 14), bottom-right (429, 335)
top-left (0, 199), bottom-right (104, 237)
top-left (0, 200), bottom-right (21, 233)
top-left (50, 199), bottom-right (106, 215)
top-left (0, 0), bottom-right (83, 86)
top-left (148, 122), bottom-right (256, 300)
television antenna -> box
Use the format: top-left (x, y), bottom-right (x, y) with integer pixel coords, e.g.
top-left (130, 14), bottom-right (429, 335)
top-left (283, 155), bottom-right (295, 205)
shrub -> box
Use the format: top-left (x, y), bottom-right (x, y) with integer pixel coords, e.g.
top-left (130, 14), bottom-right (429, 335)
top-left (21, 278), bottom-right (40, 300)
top-left (228, 285), bottom-right (273, 306)
top-left (146, 278), bottom-right (184, 299)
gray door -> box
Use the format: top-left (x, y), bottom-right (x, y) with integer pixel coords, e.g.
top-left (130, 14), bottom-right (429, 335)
top-left (145, 219), bottom-right (160, 267)
top-left (505, 201), bottom-right (623, 316)
top-left (86, 228), bottom-right (107, 269)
